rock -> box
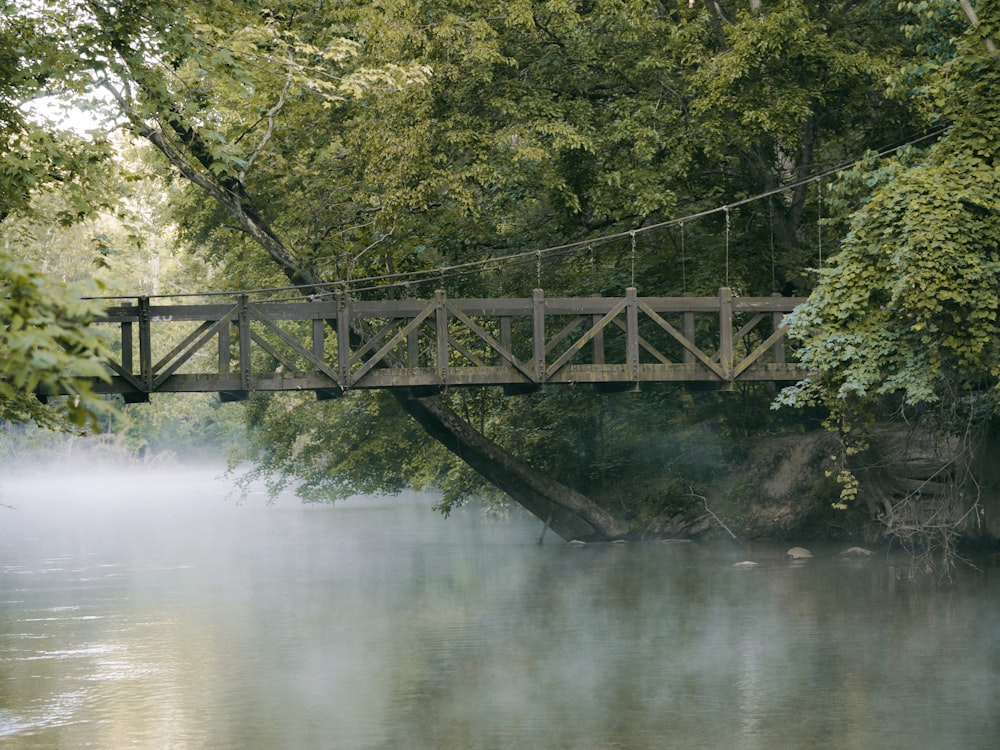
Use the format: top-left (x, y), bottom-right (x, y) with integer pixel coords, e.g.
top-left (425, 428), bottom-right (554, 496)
top-left (567, 539), bottom-right (587, 546)
top-left (837, 546), bottom-right (875, 558)
top-left (786, 546), bottom-right (814, 559)
top-left (732, 560), bottom-right (760, 568)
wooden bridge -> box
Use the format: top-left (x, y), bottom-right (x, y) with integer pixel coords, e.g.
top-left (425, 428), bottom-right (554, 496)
top-left (85, 287), bottom-right (808, 403)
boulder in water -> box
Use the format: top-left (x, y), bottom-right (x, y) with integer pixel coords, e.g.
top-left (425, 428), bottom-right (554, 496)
top-left (786, 546), bottom-right (814, 559)
top-left (733, 560), bottom-right (760, 568)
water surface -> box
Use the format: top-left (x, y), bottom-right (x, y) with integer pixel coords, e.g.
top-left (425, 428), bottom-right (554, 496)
top-left (1, 467), bottom-right (998, 749)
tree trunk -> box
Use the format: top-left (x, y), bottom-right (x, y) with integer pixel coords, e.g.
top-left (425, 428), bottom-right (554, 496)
top-left (396, 395), bottom-right (628, 541)
top-left (132, 115), bottom-right (629, 542)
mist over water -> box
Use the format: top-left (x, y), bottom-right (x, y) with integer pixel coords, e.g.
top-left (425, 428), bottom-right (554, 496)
top-left (2, 466), bottom-right (999, 749)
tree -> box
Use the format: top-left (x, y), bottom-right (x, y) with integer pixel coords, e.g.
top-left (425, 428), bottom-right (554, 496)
top-left (777, 0), bottom-right (1000, 570)
top-left (59, 0), bottom-right (924, 537)
top-left (0, 0), bottom-right (119, 431)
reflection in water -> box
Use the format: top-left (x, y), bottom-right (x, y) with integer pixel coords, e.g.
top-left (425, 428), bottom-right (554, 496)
top-left (1, 467), bottom-right (999, 749)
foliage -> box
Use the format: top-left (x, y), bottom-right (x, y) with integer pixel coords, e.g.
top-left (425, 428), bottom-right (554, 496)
top-left (0, 252), bottom-right (110, 429)
top-left (779, 1), bottom-right (1000, 415)
top-left (106, 2), bottom-right (910, 504)
top-left (0, 1), bottom-right (123, 432)
top-left (32, 0), bottom-right (981, 532)
top-left (230, 390), bottom-right (447, 502)
top-left (778, 0), bottom-right (1000, 520)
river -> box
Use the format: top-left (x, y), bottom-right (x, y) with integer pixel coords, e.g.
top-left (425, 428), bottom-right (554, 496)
top-left (1, 466), bottom-right (998, 749)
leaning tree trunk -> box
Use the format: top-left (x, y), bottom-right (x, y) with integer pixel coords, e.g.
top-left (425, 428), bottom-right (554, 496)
top-left (133, 118), bottom-right (629, 542)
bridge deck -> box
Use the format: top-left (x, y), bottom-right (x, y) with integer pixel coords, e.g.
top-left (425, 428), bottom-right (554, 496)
top-left (82, 287), bottom-right (807, 402)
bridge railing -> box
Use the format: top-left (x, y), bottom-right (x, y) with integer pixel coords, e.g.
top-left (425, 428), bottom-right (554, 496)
top-left (89, 288), bottom-right (807, 401)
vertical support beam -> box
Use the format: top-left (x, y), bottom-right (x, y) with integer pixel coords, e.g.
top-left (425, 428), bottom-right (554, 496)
top-left (592, 314), bottom-right (604, 365)
top-left (771, 293), bottom-right (786, 364)
top-left (532, 288), bottom-right (546, 382)
top-left (217, 311), bottom-right (236, 402)
top-left (626, 287), bottom-right (639, 381)
top-left (337, 292), bottom-right (351, 387)
top-left (237, 294), bottom-right (252, 392)
top-left (407, 325), bottom-right (419, 367)
top-left (120, 301), bottom-right (134, 374)
top-left (137, 296), bottom-right (152, 392)
top-left (435, 290), bottom-right (448, 386)
top-left (500, 316), bottom-right (512, 359)
top-left (682, 294), bottom-right (695, 365)
top-left (719, 287), bottom-right (734, 382)
top-left (312, 318), bottom-right (325, 360)
top-left (219, 317), bottom-right (231, 375)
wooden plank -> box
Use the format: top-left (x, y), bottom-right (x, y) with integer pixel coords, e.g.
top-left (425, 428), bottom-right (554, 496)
top-left (407, 326), bottom-right (419, 367)
top-left (435, 291), bottom-right (448, 384)
top-left (733, 323), bottom-right (791, 378)
top-left (249, 303), bottom-right (342, 384)
top-left (152, 317), bottom-right (232, 389)
top-left (119, 302), bottom-right (134, 374)
top-left (445, 300), bottom-right (536, 382)
top-left (626, 287), bottom-right (639, 381)
top-left (544, 316), bottom-right (587, 357)
top-left (138, 297), bottom-right (153, 391)
top-left (637, 300), bottom-right (726, 379)
top-left (237, 295), bottom-right (252, 392)
top-left (611, 318), bottom-right (672, 366)
top-left (312, 319), bottom-right (325, 359)
top-left (250, 330), bottom-right (301, 373)
top-left (733, 296), bottom-right (807, 313)
top-left (682, 307), bottom-right (695, 364)
top-left (635, 296), bottom-right (721, 313)
top-left (103, 361), bottom-right (145, 392)
top-left (447, 334), bottom-right (486, 367)
top-left (349, 301), bottom-right (437, 385)
top-left (152, 320), bottom-right (217, 373)
top-left (443, 299), bottom-right (534, 317)
top-left (337, 294), bottom-right (351, 386)
top-left (718, 287), bottom-right (734, 380)
top-left (533, 289), bottom-right (546, 381)
top-left (350, 318), bottom-right (405, 365)
top-left (592, 314), bottom-right (604, 365)
top-left (546, 296), bottom-right (629, 378)
top-left (219, 321), bottom-right (231, 374)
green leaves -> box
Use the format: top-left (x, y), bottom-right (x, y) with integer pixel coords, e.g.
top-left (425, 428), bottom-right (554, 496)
top-left (778, 1), bottom-right (1000, 513)
top-left (0, 252), bottom-right (111, 430)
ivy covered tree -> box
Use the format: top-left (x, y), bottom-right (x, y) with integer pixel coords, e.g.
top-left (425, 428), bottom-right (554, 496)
top-left (778, 0), bottom-right (1000, 568)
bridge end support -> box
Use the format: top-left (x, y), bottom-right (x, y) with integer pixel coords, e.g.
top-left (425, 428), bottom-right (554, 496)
top-left (219, 391), bottom-right (250, 403)
top-left (123, 392), bottom-right (150, 404)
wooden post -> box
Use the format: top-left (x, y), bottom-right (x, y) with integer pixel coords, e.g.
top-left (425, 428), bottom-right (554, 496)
top-left (719, 287), bottom-right (733, 382)
top-left (435, 290), bottom-right (448, 385)
top-left (237, 294), bottom-right (252, 392)
top-left (771, 293), bottom-right (786, 364)
top-left (500, 316), bottom-right (512, 360)
top-left (219, 313), bottom-right (231, 375)
top-left (312, 318), bottom-right (325, 362)
top-left (532, 288), bottom-right (546, 383)
top-left (120, 301), bottom-right (134, 375)
top-left (682, 293), bottom-right (695, 365)
top-left (592, 314), bottom-right (604, 365)
top-left (626, 287), bottom-right (639, 381)
top-left (337, 292), bottom-right (351, 387)
top-left (407, 325), bottom-right (419, 367)
top-left (137, 296), bottom-right (152, 392)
